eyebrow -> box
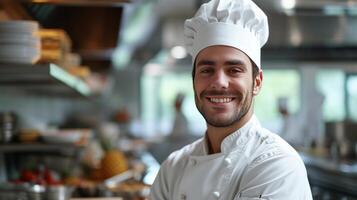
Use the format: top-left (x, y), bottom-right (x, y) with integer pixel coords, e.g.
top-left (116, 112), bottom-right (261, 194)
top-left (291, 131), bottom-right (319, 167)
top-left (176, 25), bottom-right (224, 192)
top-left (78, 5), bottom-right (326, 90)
top-left (196, 60), bottom-right (215, 67)
top-left (196, 59), bottom-right (246, 67)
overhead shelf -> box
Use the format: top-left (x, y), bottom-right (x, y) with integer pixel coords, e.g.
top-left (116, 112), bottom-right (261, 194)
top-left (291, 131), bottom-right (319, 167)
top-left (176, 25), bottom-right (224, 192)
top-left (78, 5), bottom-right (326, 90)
top-left (0, 63), bottom-right (91, 97)
top-left (0, 143), bottom-right (84, 156)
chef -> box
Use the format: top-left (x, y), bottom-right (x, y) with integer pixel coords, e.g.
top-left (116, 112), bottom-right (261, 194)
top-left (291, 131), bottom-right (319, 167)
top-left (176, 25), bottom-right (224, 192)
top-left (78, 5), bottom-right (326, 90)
top-left (149, 0), bottom-right (313, 199)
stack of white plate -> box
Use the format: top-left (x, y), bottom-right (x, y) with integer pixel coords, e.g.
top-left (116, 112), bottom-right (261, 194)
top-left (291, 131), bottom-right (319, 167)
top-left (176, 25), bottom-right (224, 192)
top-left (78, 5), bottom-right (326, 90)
top-left (0, 20), bottom-right (41, 64)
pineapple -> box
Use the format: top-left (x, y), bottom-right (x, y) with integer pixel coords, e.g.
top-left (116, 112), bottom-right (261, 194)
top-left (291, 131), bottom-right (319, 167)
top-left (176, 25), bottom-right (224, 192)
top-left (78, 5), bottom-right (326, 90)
top-left (100, 138), bottom-right (128, 179)
top-left (100, 149), bottom-right (128, 179)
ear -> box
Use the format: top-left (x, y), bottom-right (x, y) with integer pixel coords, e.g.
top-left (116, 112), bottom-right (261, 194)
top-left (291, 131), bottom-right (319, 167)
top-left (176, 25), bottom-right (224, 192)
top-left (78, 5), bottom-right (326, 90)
top-left (253, 70), bottom-right (263, 96)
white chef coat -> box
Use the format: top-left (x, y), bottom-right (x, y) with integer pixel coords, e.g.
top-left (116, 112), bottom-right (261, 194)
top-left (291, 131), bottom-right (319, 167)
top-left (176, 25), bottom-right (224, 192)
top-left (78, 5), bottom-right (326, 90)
top-left (149, 115), bottom-right (312, 200)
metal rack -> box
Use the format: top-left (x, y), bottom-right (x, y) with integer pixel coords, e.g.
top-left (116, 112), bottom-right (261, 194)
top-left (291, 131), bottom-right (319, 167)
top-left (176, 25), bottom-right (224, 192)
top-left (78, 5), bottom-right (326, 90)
top-left (0, 62), bottom-right (92, 181)
top-left (0, 143), bottom-right (84, 156)
top-left (0, 142), bottom-right (85, 182)
top-left (0, 63), bottom-right (91, 97)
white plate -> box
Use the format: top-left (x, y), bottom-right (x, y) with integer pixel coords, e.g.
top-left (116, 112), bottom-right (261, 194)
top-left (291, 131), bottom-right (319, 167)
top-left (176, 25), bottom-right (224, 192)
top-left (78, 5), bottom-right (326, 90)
top-left (0, 55), bottom-right (39, 64)
top-left (0, 44), bottom-right (40, 64)
top-left (41, 130), bottom-right (83, 144)
top-left (0, 44), bottom-right (40, 58)
top-left (0, 33), bottom-right (40, 46)
top-left (0, 20), bottom-right (39, 34)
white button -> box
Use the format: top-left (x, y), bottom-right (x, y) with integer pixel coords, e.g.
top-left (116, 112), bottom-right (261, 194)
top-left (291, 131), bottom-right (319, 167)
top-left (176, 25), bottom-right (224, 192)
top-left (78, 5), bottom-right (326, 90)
top-left (224, 157), bottom-right (232, 165)
top-left (180, 194), bottom-right (186, 200)
top-left (213, 191), bottom-right (220, 198)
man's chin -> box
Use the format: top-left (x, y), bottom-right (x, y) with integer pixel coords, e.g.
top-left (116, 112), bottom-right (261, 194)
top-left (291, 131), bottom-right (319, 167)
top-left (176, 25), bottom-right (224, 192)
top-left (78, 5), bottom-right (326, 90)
top-left (205, 117), bottom-right (237, 127)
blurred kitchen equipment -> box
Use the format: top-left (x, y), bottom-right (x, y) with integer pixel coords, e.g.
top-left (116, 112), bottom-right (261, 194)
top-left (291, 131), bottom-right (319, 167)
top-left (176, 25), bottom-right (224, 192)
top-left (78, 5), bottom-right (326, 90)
top-left (40, 129), bottom-right (91, 146)
top-left (103, 170), bottom-right (137, 189)
top-left (27, 184), bottom-right (45, 200)
top-left (0, 183), bottom-right (28, 200)
top-left (99, 162), bottom-right (148, 199)
top-left (0, 112), bottom-right (18, 143)
top-left (0, 183), bottom-right (74, 200)
top-left (73, 162), bottom-right (148, 199)
top-left (102, 180), bottom-right (150, 199)
top-left (0, 184), bottom-right (45, 200)
top-left (326, 121), bottom-right (356, 159)
top-left (46, 185), bottom-right (73, 200)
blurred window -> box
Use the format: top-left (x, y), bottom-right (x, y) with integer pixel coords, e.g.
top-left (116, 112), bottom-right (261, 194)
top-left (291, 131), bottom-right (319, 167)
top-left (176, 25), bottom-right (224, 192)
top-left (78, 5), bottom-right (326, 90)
top-left (316, 70), bottom-right (345, 121)
top-left (255, 69), bottom-right (300, 132)
top-left (347, 74), bottom-right (357, 121)
top-left (141, 71), bottom-right (205, 137)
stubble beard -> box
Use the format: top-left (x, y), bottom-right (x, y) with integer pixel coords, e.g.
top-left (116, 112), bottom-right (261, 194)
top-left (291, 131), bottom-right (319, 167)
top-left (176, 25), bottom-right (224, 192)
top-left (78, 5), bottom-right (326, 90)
top-left (195, 88), bottom-right (253, 128)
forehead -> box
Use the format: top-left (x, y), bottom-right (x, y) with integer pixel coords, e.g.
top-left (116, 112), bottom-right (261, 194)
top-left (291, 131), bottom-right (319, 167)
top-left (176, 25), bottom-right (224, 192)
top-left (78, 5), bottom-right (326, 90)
top-left (195, 45), bottom-right (251, 64)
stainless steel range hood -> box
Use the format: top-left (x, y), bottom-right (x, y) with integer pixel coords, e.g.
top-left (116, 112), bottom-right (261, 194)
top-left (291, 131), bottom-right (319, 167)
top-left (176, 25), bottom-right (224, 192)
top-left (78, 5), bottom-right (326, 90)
top-left (251, 0), bottom-right (357, 47)
top-left (267, 13), bottom-right (357, 47)
top-left (250, 0), bottom-right (357, 61)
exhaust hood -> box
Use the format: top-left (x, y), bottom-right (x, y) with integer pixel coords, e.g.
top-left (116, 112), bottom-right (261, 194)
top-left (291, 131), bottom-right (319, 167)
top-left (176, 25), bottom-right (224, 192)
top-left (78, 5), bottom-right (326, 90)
top-left (252, 0), bottom-right (357, 61)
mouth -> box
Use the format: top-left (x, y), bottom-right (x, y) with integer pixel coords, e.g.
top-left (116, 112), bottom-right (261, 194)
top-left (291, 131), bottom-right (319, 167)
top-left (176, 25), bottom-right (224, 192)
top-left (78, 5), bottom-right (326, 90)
top-left (206, 97), bottom-right (235, 104)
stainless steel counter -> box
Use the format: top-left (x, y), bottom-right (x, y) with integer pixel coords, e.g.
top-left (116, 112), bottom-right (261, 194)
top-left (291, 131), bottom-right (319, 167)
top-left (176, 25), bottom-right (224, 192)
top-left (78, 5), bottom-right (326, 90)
top-left (300, 152), bottom-right (357, 197)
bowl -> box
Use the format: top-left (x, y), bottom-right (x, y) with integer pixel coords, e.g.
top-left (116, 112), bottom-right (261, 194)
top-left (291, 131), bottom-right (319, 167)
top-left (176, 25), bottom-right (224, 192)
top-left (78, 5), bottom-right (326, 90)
top-left (41, 130), bottom-right (83, 144)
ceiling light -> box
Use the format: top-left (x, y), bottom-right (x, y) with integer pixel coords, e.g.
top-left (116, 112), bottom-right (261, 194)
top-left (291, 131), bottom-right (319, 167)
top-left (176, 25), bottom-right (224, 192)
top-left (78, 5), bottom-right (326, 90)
top-left (281, 0), bottom-right (296, 10)
top-left (170, 46), bottom-right (187, 59)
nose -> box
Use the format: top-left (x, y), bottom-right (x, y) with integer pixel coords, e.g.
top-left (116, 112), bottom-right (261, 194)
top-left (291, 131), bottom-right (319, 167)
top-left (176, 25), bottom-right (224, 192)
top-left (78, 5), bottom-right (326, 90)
top-left (210, 70), bottom-right (229, 89)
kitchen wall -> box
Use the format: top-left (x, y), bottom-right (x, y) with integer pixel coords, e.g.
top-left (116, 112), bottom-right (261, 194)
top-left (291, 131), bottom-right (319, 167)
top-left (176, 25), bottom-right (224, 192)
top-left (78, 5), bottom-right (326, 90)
top-left (0, 86), bottom-right (98, 129)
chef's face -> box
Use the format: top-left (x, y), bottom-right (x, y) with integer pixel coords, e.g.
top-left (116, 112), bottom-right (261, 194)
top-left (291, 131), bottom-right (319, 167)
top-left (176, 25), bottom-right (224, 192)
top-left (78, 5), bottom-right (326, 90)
top-left (193, 45), bottom-right (262, 127)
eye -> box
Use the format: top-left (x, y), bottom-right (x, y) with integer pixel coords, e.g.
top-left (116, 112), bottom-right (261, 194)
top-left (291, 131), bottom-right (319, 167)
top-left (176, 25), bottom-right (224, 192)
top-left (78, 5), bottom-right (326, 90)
top-left (199, 67), bottom-right (214, 75)
top-left (229, 67), bottom-right (243, 75)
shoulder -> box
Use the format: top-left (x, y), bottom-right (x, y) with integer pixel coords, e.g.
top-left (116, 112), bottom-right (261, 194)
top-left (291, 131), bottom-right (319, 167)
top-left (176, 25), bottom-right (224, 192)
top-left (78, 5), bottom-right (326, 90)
top-left (247, 127), bottom-right (302, 163)
top-left (237, 128), bottom-right (312, 199)
top-left (243, 127), bottom-right (308, 184)
top-left (242, 127), bottom-right (308, 178)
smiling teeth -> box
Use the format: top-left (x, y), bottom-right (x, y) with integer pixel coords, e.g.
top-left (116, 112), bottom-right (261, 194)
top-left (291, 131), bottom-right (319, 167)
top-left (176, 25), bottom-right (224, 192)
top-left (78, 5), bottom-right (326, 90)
top-left (210, 98), bottom-right (233, 103)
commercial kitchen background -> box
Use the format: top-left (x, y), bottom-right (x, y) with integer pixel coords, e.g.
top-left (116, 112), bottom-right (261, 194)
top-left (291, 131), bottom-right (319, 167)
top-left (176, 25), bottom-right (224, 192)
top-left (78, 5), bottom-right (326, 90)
top-left (0, 0), bottom-right (357, 199)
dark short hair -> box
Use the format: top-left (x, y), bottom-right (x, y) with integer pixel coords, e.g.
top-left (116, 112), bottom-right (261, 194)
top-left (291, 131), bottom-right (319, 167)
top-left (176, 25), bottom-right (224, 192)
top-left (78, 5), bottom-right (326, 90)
top-left (192, 58), bottom-right (260, 81)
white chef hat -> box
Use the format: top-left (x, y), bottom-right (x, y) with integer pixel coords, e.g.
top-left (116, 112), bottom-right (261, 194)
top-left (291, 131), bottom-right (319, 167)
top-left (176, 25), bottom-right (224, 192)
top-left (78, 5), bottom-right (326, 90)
top-left (184, 0), bottom-right (269, 68)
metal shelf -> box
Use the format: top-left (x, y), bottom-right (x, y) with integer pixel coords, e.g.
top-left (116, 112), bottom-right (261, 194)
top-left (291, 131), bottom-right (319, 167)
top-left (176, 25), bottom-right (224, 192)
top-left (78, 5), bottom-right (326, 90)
top-left (0, 63), bottom-right (91, 97)
top-left (0, 143), bottom-right (84, 156)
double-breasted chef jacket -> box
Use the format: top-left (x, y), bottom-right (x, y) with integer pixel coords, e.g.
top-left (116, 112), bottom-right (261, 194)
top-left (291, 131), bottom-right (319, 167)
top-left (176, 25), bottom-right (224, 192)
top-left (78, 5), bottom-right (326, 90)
top-left (150, 115), bottom-right (313, 200)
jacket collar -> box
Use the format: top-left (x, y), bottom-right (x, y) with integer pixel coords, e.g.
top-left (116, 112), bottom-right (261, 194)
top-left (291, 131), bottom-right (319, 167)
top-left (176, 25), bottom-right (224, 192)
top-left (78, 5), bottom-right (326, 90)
top-left (221, 114), bottom-right (260, 153)
top-left (202, 115), bottom-right (260, 154)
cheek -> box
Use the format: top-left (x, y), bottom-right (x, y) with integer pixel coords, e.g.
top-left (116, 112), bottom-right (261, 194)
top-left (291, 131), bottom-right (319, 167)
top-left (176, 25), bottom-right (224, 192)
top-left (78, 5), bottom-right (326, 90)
top-left (233, 80), bottom-right (253, 95)
top-left (193, 79), bottom-right (205, 94)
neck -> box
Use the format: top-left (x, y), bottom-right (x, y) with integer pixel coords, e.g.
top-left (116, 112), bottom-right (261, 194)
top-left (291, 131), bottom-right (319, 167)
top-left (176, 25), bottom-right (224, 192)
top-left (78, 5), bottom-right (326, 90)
top-left (206, 111), bottom-right (253, 154)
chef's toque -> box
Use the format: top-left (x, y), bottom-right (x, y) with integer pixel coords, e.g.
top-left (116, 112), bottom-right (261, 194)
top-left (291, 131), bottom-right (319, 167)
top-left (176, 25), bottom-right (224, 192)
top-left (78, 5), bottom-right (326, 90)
top-left (184, 0), bottom-right (269, 68)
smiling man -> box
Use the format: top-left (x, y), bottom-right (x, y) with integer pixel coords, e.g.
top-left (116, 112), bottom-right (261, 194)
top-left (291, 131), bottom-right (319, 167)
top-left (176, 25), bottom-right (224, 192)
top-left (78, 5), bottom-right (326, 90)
top-left (149, 0), bottom-right (312, 199)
